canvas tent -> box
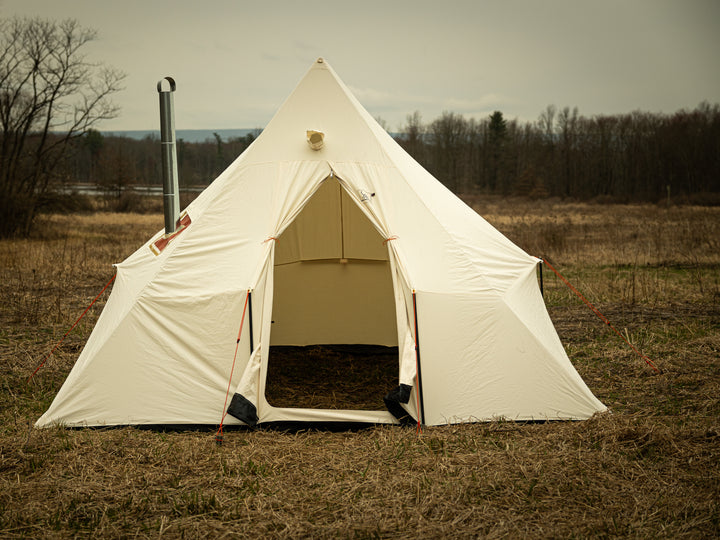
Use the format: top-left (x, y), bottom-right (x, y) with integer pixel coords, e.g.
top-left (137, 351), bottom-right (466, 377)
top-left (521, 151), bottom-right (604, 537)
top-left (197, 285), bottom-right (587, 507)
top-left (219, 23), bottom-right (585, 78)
top-left (36, 58), bottom-right (606, 428)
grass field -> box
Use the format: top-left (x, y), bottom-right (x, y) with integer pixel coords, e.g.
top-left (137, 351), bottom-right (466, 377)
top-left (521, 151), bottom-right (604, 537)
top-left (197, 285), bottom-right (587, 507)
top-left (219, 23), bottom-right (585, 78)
top-left (1, 199), bottom-right (718, 538)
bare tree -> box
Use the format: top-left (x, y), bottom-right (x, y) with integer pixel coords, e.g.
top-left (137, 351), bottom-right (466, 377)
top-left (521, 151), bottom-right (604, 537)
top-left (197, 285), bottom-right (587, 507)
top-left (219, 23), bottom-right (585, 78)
top-left (0, 17), bottom-right (125, 237)
top-left (428, 111), bottom-right (468, 192)
top-left (398, 111), bottom-right (428, 170)
top-left (557, 106), bottom-right (578, 197)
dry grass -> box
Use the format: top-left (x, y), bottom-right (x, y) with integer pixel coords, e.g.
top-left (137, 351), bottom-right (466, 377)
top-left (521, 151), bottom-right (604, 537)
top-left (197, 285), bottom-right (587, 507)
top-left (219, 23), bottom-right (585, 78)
top-left (266, 345), bottom-right (398, 410)
top-left (471, 197), bottom-right (720, 267)
top-left (1, 200), bottom-right (719, 538)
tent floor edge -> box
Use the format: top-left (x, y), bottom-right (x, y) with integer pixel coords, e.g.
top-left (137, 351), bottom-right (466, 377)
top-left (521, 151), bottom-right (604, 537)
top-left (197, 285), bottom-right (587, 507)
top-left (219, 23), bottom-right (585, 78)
top-left (256, 420), bottom-right (384, 433)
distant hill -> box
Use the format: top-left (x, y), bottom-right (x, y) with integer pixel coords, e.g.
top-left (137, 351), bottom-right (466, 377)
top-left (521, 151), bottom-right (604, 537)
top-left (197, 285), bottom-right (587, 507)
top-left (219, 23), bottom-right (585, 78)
top-left (100, 128), bottom-right (260, 143)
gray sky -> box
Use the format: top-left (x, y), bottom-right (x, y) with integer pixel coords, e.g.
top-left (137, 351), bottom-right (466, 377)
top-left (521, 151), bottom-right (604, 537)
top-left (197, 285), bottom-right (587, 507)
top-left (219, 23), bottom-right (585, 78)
top-left (2, 0), bottom-right (719, 132)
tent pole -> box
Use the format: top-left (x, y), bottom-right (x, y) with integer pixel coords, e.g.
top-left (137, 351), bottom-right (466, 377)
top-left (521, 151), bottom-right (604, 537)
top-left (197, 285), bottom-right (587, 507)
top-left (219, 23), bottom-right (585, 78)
top-left (538, 260), bottom-right (544, 298)
top-left (339, 182), bottom-right (345, 259)
top-left (412, 290), bottom-right (425, 425)
top-left (248, 290), bottom-right (254, 352)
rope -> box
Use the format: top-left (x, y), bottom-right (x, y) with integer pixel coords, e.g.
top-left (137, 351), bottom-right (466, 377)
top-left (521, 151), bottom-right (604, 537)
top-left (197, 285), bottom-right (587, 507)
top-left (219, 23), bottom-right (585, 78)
top-left (27, 273), bottom-right (117, 383)
top-left (216, 290), bottom-right (250, 442)
top-left (383, 235), bottom-right (398, 245)
top-left (541, 259), bottom-right (661, 374)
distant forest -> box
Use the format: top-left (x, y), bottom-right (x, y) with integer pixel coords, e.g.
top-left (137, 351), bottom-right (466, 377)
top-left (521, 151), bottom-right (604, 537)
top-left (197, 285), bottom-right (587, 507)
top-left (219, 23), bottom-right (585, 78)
top-left (67, 102), bottom-right (720, 205)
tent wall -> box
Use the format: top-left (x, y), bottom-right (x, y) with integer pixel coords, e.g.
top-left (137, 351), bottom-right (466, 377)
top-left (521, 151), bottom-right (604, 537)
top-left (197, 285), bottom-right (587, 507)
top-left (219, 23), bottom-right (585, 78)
top-left (414, 275), bottom-right (606, 424)
top-left (275, 178), bottom-right (387, 264)
top-left (41, 289), bottom-right (253, 426)
top-left (271, 260), bottom-right (396, 346)
top-left (270, 177), bottom-right (396, 346)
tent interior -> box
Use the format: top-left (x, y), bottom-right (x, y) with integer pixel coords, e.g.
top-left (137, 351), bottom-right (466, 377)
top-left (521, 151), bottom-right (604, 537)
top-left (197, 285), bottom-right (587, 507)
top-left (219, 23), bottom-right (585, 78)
top-left (266, 175), bottom-right (399, 410)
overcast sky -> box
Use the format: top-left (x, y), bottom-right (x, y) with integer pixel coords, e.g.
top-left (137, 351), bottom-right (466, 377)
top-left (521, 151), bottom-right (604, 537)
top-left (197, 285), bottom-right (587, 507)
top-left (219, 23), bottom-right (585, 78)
top-left (2, 0), bottom-right (718, 132)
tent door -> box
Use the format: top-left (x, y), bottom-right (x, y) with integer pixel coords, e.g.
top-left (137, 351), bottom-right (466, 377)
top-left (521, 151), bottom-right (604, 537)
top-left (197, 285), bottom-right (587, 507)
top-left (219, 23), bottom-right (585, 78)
top-left (264, 176), bottom-right (399, 411)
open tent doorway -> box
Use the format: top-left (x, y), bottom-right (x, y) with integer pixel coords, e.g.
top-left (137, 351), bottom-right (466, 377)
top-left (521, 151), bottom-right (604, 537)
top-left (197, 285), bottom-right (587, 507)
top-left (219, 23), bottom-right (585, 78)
top-left (265, 175), bottom-right (399, 410)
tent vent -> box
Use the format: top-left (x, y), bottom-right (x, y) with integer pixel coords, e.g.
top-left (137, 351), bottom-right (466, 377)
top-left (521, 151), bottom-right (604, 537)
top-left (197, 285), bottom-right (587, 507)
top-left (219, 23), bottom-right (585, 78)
top-left (306, 130), bottom-right (324, 150)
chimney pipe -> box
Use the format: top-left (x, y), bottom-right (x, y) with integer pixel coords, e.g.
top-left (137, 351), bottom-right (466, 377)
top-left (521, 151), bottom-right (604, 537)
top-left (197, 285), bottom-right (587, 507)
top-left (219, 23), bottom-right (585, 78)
top-left (157, 77), bottom-right (180, 236)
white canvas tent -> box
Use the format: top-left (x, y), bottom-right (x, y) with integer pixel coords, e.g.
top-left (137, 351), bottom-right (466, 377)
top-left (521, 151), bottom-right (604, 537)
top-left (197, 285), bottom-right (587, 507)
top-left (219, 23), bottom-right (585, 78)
top-left (36, 58), bottom-right (606, 428)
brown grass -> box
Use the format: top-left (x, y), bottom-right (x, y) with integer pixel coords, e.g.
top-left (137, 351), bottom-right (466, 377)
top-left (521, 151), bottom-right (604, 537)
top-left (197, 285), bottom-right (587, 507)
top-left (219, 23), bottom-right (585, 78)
top-left (265, 345), bottom-right (398, 410)
top-left (1, 199), bottom-right (719, 538)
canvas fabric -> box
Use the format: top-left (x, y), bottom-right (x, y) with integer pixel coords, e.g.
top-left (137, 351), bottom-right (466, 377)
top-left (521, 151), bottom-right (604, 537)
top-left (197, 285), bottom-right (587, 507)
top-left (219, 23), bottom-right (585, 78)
top-left (36, 59), bottom-right (605, 428)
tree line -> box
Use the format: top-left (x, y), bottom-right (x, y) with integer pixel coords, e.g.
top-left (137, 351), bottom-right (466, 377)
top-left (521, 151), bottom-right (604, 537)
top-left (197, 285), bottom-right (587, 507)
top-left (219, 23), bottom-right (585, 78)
top-left (397, 103), bottom-right (720, 203)
top-left (72, 130), bottom-right (258, 196)
top-left (66, 102), bottom-right (720, 206)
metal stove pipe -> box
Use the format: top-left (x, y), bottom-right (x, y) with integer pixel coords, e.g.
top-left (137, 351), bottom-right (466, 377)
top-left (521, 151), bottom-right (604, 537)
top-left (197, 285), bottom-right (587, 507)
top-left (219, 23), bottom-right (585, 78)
top-left (157, 77), bottom-right (180, 236)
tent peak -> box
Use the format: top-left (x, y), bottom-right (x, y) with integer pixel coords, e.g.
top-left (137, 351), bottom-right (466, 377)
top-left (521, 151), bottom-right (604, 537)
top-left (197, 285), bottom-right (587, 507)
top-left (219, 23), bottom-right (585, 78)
top-left (316, 57), bottom-right (324, 64)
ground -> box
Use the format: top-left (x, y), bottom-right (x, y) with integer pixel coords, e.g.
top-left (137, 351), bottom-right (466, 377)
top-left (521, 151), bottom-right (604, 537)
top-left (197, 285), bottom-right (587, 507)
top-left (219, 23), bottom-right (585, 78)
top-left (0, 198), bottom-right (718, 538)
